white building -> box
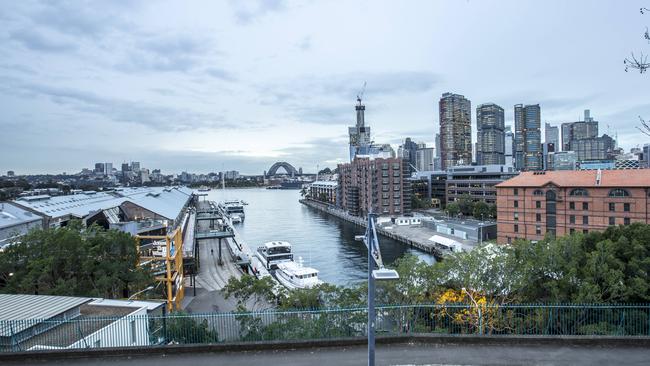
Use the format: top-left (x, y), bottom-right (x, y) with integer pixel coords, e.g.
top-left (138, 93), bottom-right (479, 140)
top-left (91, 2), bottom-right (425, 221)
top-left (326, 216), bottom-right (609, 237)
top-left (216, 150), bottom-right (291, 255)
top-left (415, 147), bottom-right (435, 172)
top-left (0, 294), bottom-right (164, 352)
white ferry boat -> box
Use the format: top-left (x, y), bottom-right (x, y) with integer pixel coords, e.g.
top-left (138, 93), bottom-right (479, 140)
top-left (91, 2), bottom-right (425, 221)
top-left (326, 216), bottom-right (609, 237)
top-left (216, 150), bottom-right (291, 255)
top-left (275, 259), bottom-right (322, 290)
top-left (255, 241), bottom-right (294, 270)
top-left (219, 200), bottom-right (245, 222)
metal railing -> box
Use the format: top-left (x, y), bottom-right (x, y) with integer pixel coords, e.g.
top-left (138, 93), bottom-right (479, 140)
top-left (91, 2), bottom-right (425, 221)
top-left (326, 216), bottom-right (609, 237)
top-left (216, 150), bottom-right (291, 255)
top-left (2, 304), bottom-right (650, 353)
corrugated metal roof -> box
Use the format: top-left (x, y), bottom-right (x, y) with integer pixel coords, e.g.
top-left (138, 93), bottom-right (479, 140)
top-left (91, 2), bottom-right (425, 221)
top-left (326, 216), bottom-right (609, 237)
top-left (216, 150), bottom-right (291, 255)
top-left (13, 186), bottom-right (193, 222)
top-left (0, 294), bottom-right (92, 337)
top-left (0, 202), bottom-right (42, 230)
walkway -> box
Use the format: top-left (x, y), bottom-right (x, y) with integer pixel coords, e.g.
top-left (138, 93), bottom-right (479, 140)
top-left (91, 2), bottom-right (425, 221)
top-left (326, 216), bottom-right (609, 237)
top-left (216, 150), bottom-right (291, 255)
top-left (11, 342), bottom-right (650, 366)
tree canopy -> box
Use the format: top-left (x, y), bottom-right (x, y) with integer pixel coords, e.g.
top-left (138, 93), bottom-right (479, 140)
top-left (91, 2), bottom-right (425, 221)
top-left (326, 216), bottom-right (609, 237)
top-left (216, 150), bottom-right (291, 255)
top-left (0, 222), bottom-right (153, 298)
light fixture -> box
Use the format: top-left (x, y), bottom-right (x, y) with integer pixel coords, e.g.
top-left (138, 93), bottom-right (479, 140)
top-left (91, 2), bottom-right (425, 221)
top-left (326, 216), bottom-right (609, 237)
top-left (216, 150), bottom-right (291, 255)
top-left (372, 268), bottom-right (399, 281)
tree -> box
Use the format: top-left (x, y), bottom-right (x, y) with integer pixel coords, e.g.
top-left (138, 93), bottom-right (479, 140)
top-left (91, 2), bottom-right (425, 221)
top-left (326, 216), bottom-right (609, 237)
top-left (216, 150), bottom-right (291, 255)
top-left (445, 202), bottom-right (460, 217)
top-left (624, 7), bottom-right (650, 73)
top-left (163, 311), bottom-right (220, 344)
top-left (472, 201), bottom-right (490, 220)
top-left (0, 222), bottom-right (152, 298)
top-left (457, 194), bottom-right (474, 216)
top-left (222, 274), bottom-right (277, 310)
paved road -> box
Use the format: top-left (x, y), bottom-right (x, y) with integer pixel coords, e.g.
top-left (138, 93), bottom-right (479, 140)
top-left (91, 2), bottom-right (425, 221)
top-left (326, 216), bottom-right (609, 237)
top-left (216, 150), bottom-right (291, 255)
top-left (12, 342), bottom-right (650, 366)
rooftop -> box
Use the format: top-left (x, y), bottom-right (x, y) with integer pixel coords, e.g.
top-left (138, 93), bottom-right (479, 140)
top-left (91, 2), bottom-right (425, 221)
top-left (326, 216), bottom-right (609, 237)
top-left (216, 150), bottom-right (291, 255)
top-left (12, 187), bottom-right (192, 221)
top-left (0, 202), bottom-right (42, 230)
top-left (496, 170), bottom-right (650, 188)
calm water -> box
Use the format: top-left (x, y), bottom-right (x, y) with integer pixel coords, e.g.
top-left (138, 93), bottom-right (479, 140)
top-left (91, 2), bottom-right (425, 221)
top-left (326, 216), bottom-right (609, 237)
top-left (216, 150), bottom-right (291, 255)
top-left (204, 188), bottom-right (435, 286)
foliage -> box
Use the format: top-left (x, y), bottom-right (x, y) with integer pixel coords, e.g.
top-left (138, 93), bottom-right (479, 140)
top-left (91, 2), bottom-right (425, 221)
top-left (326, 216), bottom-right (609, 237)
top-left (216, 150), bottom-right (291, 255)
top-left (411, 194), bottom-right (432, 209)
top-left (445, 196), bottom-right (496, 220)
top-left (163, 312), bottom-right (220, 344)
top-left (222, 274), bottom-right (277, 310)
top-left (0, 222), bottom-right (153, 298)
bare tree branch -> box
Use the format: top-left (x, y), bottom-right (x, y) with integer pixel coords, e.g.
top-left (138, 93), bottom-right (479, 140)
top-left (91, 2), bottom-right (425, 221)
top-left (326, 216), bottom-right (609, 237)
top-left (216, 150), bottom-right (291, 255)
top-left (625, 8), bottom-right (650, 73)
top-left (636, 116), bottom-right (650, 137)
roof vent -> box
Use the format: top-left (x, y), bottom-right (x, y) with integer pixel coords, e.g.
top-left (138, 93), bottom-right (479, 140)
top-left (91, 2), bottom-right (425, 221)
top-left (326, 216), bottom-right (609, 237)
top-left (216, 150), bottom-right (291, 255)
top-left (596, 169), bottom-right (602, 186)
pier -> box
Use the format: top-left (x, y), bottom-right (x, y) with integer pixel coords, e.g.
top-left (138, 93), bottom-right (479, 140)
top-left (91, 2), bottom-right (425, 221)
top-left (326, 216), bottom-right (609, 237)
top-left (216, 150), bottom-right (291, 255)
top-left (299, 198), bottom-right (446, 258)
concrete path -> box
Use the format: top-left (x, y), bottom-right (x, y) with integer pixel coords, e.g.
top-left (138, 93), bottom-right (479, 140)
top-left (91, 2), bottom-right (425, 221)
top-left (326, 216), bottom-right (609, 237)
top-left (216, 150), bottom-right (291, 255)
top-left (11, 342), bottom-right (650, 366)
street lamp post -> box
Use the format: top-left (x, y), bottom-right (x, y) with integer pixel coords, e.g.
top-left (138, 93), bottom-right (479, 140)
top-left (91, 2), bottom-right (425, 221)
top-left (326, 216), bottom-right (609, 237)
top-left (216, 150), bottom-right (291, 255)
top-left (359, 213), bottom-right (400, 366)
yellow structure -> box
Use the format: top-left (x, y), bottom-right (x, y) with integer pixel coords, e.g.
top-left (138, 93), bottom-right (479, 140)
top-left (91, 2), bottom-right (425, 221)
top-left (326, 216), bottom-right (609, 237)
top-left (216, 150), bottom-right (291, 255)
top-left (136, 228), bottom-right (184, 312)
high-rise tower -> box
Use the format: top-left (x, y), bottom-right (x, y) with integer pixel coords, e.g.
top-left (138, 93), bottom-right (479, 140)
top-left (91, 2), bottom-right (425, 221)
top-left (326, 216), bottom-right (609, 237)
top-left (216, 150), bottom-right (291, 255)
top-left (348, 97), bottom-right (372, 161)
top-left (476, 103), bottom-right (505, 165)
top-left (439, 93), bottom-right (472, 170)
top-left (514, 104), bottom-right (542, 171)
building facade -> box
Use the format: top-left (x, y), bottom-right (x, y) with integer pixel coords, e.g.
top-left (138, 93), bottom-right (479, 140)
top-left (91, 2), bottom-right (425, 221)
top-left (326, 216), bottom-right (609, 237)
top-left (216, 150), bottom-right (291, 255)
top-left (476, 103), bottom-right (505, 165)
top-left (547, 151), bottom-right (577, 171)
top-left (545, 123), bottom-right (559, 148)
top-left (439, 93), bottom-right (472, 170)
top-left (338, 157), bottom-right (411, 217)
top-left (561, 110), bottom-right (598, 151)
top-left (514, 104), bottom-right (542, 171)
top-left (445, 165), bottom-right (518, 205)
top-left (504, 126), bottom-right (514, 168)
top-left (308, 181), bottom-right (337, 205)
top-left (496, 170), bottom-right (650, 244)
top-left (415, 147), bottom-right (435, 172)
top-left (570, 134), bottom-right (616, 162)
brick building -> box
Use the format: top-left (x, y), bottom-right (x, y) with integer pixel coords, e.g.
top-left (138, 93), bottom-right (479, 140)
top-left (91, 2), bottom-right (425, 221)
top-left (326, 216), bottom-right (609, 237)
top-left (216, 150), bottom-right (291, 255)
top-left (495, 170), bottom-right (650, 244)
top-left (338, 156), bottom-right (411, 217)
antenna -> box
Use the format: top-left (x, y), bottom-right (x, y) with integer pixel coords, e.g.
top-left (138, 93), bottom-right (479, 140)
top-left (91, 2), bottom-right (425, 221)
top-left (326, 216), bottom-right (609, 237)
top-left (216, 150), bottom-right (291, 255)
top-left (357, 81), bottom-right (366, 104)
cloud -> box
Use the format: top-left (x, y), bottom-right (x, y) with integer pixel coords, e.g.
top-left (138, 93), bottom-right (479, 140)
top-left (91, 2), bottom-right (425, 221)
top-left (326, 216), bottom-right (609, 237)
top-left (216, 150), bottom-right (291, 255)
top-left (229, 0), bottom-right (285, 24)
top-left (116, 33), bottom-right (212, 73)
top-left (0, 77), bottom-right (228, 131)
top-left (9, 29), bottom-right (78, 52)
top-left (205, 67), bottom-right (237, 82)
top-left (296, 36), bottom-right (311, 51)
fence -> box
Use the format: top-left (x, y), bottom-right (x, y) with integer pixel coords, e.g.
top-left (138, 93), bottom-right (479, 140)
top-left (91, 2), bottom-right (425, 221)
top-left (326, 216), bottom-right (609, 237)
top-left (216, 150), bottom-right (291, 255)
top-left (2, 304), bottom-right (650, 353)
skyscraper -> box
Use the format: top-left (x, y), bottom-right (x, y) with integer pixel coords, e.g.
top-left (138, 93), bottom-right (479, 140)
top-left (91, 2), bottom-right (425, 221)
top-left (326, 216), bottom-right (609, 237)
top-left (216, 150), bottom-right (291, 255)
top-left (476, 103), bottom-right (505, 165)
top-left (415, 146), bottom-right (435, 171)
top-left (545, 123), bottom-right (559, 147)
top-left (514, 104), bottom-right (542, 171)
top-left (348, 97), bottom-right (372, 161)
top-left (399, 137), bottom-right (418, 172)
top-left (504, 126), bottom-right (514, 168)
top-left (439, 93), bottom-right (471, 170)
top-left (561, 110), bottom-right (598, 151)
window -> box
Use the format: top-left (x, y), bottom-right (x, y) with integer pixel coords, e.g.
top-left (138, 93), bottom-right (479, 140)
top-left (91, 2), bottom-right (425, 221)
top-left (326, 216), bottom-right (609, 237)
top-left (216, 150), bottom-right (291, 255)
top-left (570, 228), bottom-right (575, 234)
top-left (569, 215), bottom-right (575, 224)
top-left (533, 189), bottom-right (544, 196)
top-left (514, 212), bottom-right (519, 221)
top-left (514, 200), bottom-right (519, 208)
top-left (609, 203), bottom-right (615, 212)
top-left (624, 217), bottom-right (631, 225)
top-left (507, 237), bottom-right (512, 244)
top-left (608, 189), bottom-right (630, 197)
top-left (583, 229), bottom-right (589, 234)
top-left (536, 201), bottom-right (541, 209)
top-left (569, 202), bottom-right (575, 210)
top-left (583, 216), bottom-right (588, 225)
top-left (536, 213), bottom-right (541, 222)
top-left (624, 203), bottom-right (630, 212)
top-left (514, 188), bottom-right (519, 196)
top-left (569, 188), bottom-right (589, 197)
top-left (536, 226), bottom-right (542, 235)
top-left (514, 224), bottom-right (519, 233)
top-left (609, 217), bottom-right (615, 225)
top-left (582, 202), bottom-right (588, 210)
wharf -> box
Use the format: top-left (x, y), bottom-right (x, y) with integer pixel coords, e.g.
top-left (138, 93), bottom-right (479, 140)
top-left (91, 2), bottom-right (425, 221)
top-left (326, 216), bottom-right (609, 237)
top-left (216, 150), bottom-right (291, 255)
top-left (299, 198), bottom-right (446, 259)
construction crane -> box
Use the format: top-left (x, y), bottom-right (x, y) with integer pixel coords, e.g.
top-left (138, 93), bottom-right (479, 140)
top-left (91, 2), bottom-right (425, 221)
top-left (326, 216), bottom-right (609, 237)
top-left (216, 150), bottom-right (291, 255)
top-left (356, 81), bottom-right (366, 104)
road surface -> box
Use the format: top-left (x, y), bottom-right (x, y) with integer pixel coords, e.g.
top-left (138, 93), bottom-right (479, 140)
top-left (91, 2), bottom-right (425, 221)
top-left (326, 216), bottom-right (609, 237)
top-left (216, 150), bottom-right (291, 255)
top-left (11, 342), bottom-right (650, 366)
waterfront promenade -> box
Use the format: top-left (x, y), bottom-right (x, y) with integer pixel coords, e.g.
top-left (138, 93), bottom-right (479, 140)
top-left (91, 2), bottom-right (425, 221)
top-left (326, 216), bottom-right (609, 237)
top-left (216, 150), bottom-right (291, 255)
top-left (300, 198), bottom-right (451, 258)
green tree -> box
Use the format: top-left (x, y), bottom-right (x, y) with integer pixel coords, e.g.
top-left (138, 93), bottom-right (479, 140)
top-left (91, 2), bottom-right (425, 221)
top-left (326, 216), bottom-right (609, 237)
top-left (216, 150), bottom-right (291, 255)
top-left (457, 194), bottom-right (475, 216)
top-left (472, 201), bottom-right (490, 220)
top-left (163, 311), bottom-right (220, 344)
top-left (222, 274), bottom-right (277, 310)
top-left (0, 222), bottom-right (152, 298)
top-left (445, 202), bottom-right (460, 217)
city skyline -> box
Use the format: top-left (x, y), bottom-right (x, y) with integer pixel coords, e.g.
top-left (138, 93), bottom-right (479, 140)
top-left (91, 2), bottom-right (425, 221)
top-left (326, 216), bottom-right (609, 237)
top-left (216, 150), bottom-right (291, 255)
top-left (1, 0), bottom-right (649, 175)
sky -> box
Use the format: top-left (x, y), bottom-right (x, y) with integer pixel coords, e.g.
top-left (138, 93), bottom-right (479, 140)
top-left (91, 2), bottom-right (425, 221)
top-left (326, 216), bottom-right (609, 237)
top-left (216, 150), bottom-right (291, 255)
top-left (0, 0), bottom-right (649, 175)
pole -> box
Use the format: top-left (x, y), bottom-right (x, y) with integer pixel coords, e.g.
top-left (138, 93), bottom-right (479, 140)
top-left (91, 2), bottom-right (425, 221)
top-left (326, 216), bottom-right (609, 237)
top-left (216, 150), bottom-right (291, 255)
top-left (367, 214), bottom-right (375, 366)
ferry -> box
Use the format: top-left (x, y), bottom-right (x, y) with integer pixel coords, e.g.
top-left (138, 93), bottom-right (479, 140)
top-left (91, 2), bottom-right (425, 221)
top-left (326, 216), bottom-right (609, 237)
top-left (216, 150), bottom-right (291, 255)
top-left (219, 200), bottom-right (245, 222)
top-left (255, 241), bottom-right (293, 270)
top-left (275, 259), bottom-right (322, 289)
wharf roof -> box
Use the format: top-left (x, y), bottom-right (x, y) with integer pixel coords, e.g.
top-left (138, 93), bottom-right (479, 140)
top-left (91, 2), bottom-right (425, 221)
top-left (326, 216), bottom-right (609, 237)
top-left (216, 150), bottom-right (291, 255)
top-left (0, 202), bottom-right (43, 230)
top-left (496, 170), bottom-right (650, 188)
top-left (12, 186), bottom-right (192, 221)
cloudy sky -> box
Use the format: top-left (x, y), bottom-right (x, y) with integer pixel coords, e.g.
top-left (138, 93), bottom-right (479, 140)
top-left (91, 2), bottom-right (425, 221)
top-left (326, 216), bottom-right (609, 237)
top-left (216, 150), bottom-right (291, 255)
top-left (1, 0), bottom-right (648, 175)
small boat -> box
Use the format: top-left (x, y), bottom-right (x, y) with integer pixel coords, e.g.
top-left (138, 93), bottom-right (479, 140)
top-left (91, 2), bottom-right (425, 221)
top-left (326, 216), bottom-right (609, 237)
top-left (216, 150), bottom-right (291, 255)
top-left (230, 214), bottom-right (243, 224)
top-left (197, 187), bottom-right (211, 192)
top-left (219, 200), bottom-right (245, 222)
top-left (274, 258), bottom-right (322, 290)
top-left (255, 241), bottom-right (294, 270)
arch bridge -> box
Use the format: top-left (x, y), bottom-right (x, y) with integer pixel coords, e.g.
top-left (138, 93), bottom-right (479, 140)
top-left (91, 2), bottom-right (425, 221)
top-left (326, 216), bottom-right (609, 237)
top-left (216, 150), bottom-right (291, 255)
top-left (266, 162), bottom-right (298, 177)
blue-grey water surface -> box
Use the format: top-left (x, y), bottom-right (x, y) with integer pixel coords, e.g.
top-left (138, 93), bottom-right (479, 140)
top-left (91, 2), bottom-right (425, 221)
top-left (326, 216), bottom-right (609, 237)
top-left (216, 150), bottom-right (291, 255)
top-left (204, 188), bottom-right (434, 286)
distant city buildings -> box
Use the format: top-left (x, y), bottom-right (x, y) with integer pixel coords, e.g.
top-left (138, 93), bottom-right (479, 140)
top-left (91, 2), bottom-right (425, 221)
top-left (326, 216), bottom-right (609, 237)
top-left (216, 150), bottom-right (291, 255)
top-left (547, 151), bottom-right (577, 171)
top-left (476, 103), bottom-right (505, 165)
top-left (439, 93), bottom-right (472, 170)
top-left (445, 164), bottom-right (517, 205)
top-left (504, 126), bottom-right (514, 169)
top-left (514, 104), bottom-right (542, 171)
top-left (496, 170), bottom-right (650, 244)
top-left (398, 138), bottom-right (418, 173)
top-left (561, 110), bottom-right (598, 151)
top-left (545, 122), bottom-right (559, 148)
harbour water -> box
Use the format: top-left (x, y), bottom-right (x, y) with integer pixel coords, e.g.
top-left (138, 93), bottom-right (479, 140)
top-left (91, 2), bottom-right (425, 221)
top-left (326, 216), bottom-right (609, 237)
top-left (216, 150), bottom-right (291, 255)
top-left (204, 188), bottom-right (435, 286)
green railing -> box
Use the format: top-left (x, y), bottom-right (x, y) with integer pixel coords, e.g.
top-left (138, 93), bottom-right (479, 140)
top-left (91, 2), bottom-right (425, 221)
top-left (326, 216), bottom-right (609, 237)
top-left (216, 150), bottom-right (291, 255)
top-left (2, 304), bottom-right (650, 353)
